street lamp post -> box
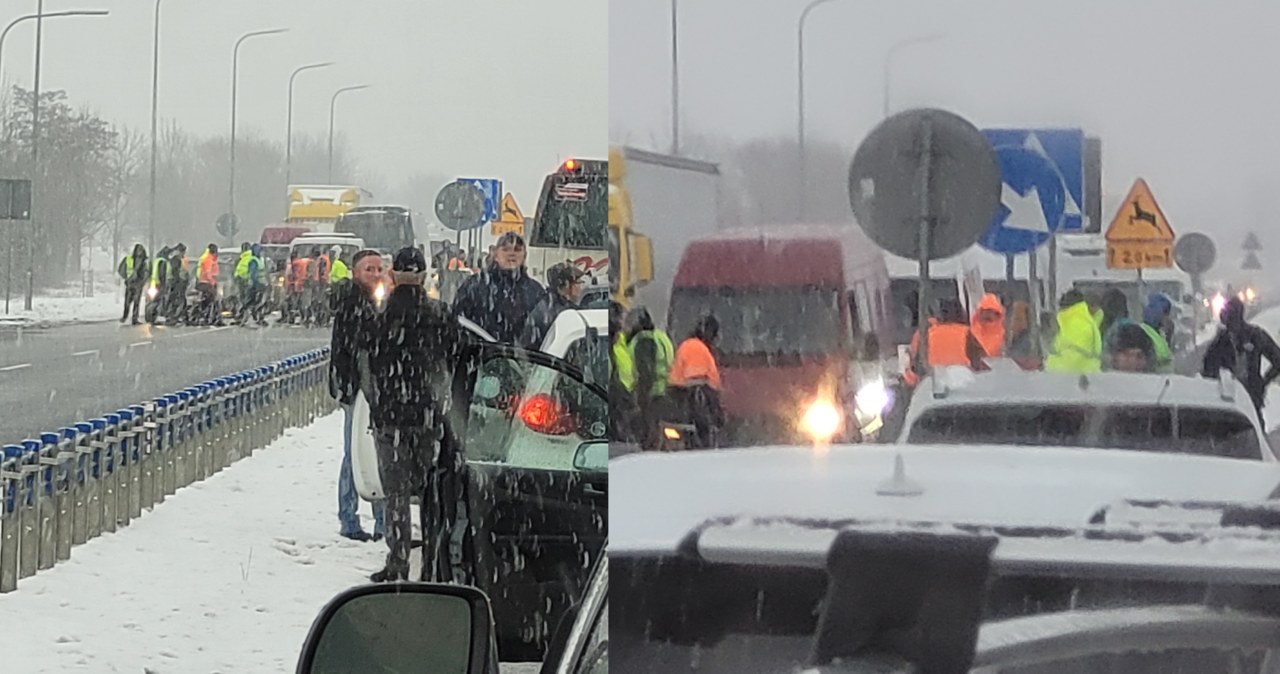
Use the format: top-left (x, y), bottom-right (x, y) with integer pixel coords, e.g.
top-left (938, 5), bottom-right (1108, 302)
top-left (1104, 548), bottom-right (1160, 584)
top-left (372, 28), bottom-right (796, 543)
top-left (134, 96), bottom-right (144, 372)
top-left (286, 61), bottom-right (334, 186)
top-left (795, 0), bottom-right (843, 222)
top-left (229, 28), bottom-right (288, 219)
top-left (0, 7), bottom-right (108, 313)
top-left (883, 33), bottom-right (946, 118)
top-left (327, 85), bottom-right (369, 183)
top-left (670, 0), bottom-right (679, 155)
top-left (148, 0), bottom-right (162, 259)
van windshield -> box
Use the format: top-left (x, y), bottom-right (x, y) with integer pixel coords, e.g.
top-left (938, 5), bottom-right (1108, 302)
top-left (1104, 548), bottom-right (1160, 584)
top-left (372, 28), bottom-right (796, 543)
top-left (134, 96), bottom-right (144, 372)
top-left (668, 287), bottom-right (843, 363)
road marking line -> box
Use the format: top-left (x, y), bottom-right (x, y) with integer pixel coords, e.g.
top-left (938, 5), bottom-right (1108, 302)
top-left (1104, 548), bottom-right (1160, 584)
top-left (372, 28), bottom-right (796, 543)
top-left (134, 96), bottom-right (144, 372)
top-left (129, 341), bottom-right (153, 349)
top-left (73, 349), bottom-right (99, 357)
top-left (171, 326), bottom-right (232, 339)
top-left (0, 363), bottom-right (31, 371)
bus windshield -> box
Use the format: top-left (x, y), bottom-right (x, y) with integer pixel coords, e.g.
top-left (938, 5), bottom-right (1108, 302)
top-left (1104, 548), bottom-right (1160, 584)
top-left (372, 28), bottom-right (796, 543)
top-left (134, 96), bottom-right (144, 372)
top-left (530, 162), bottom-right (607, 250)
top-left (335, 208), bottom-right (413, 251)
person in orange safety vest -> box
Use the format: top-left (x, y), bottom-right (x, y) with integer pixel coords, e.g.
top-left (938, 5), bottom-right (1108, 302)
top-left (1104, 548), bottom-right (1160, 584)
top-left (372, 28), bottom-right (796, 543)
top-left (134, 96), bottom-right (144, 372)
top-left (904, 298), bottom-right (989, 387)
top-left (193, 243), bottom-right (222, 326)
top-left (284, 251), bottom-right (311, 324)
top-left (667, 314), bottom-right (725, 448)
top-left (970, 292), bottom-right (1006, 358)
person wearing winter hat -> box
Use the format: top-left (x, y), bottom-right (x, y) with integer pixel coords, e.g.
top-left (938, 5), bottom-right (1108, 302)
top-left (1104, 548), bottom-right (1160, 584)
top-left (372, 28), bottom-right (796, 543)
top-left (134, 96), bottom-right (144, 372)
top-left (521, 262), bottom-right (585, 348)
top-left (366, 246), bottom-right (465, 582)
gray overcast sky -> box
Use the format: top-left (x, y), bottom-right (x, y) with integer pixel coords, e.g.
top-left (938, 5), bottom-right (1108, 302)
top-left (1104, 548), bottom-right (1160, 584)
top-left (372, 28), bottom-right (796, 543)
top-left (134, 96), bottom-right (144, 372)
top-left (1, 0), bottom-right (606, 210)
top-left (611, 0), bottom-right (1280, 253)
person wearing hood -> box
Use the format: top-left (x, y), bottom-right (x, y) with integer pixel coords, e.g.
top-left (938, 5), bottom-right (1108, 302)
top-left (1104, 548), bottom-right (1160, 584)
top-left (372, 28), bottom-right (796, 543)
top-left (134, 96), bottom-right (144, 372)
top-left (1045, 289), bottom-right (1102, 373)
top-left (1202, 297), bottom-right (1280, 424)
top-left (1144, 292), bottom-right (1175, 345)
top-left (1098, 288), bottom-right (1130, 339)
top-left (667, 314), bottom-right (726, 449)
top-left (521, 262), bottom-right (585, 348)
top-left (1005, 300), bottom-right (1035, 359)
top-left (453, 232), bottom-right (544, 344)
top-left (366, 246), bottom-right (464, 582)
top-left (1097, 288), bottom-right (1168, 373)
top-left (242, 243), bottom-right (268, 325)
top-left (117, 243), bottom-right (149, 325)
top-left (970, 293), bottom-right (1006, 358)
top-left (166, 243), bottom-right (190, 325)
top-left (627, 306), bottom-right (674, 449)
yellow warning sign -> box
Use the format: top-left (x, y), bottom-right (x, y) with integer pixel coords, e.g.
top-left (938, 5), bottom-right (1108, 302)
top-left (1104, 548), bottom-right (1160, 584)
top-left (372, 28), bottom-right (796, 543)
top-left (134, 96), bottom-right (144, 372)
top-left (491, 192), bottom-right (525, 237)
top-left (1105, 178), bottom-right (1174, 269)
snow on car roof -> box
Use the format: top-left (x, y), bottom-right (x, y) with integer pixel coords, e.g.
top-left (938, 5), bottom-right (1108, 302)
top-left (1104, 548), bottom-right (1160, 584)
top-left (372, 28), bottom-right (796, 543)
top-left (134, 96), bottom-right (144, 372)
top-left (609, 443), bottom-right (1280, 554)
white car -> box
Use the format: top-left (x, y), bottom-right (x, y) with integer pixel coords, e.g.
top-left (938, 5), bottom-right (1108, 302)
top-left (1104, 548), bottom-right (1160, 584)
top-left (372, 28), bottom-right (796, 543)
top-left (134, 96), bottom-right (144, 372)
top-left (609, 443), bottom-right (1280, 672)
top-left (894, 368), bottom-right (1274, 461)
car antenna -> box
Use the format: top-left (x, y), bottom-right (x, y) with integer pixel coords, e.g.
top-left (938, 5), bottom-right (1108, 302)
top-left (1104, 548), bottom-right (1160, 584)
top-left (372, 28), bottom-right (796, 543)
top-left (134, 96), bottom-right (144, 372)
top-left (1156, 377), bottom-right (1172, 406)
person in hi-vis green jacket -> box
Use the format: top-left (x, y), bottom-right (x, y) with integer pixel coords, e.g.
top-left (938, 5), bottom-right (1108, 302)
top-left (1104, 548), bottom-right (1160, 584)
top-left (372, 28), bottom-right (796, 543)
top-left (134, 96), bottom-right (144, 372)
top-left (1045, 290), bottom-right (1102, 373)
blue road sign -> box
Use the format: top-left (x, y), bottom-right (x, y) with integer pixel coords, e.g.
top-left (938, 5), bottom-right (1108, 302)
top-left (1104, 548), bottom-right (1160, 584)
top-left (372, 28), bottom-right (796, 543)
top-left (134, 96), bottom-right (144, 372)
top-left (977, 145), bottom-right (1066, 255)
top-left (457, 178), bottom-right (502, 225)
top-left (983, 129), bottom-right (1083, 232)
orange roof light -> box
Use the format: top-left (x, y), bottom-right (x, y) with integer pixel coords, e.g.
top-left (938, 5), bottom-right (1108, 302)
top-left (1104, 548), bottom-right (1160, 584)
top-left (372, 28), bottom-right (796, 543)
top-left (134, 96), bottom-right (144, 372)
top-left (563, 159), bottom-right (577, 171)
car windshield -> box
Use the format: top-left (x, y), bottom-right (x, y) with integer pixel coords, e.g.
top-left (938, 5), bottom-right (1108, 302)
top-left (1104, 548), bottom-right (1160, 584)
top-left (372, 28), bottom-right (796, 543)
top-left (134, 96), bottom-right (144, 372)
top-left (668, 287), bottom-right (843, 362)
top-left (906, 404), bottom-right (1262, 459)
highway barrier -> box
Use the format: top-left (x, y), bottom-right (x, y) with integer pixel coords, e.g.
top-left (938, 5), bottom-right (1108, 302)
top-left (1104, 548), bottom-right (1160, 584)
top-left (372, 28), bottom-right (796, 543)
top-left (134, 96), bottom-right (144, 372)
top-left (0, 347), bottom-right (335, 593)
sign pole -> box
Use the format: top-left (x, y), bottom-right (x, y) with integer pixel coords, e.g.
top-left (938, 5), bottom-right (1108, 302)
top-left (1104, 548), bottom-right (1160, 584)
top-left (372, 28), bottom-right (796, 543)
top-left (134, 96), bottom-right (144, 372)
top-left (1005, 255), bottom-right (1014, 282)
top-left (915, 121), bottom-right (934, 372)
top-left (1047, 234), bottom-right (1058, 317)
top-left (1028, 249), bottom-right (1041, 358)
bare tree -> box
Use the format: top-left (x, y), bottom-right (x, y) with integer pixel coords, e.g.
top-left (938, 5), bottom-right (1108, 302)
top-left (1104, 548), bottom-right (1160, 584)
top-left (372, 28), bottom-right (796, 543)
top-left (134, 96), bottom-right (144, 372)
top-left (104, 125), bottom-right (145, 276)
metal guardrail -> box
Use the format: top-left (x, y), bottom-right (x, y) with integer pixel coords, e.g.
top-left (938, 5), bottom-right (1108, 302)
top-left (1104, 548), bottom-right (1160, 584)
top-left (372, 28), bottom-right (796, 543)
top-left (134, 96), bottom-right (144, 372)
top-left (0, 346), bottom-right (335, 592)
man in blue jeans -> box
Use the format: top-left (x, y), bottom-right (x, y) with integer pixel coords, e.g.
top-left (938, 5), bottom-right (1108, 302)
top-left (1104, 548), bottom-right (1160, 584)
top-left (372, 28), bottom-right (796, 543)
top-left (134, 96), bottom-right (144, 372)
top-left (328, 249), bottom-right (388, 541)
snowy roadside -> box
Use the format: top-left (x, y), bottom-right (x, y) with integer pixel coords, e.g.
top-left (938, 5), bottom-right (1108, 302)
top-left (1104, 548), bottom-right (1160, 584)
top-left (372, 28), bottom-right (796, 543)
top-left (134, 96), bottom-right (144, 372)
top-left (0, 282), bottom-right (123, 329)
top-left (0, 412), bottom-right (392, 673)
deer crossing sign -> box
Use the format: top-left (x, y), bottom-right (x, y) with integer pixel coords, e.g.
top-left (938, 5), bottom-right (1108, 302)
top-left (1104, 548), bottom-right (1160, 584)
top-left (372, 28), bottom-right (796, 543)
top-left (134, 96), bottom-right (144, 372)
top-left (1105, 178), bottom-right (1175, 270)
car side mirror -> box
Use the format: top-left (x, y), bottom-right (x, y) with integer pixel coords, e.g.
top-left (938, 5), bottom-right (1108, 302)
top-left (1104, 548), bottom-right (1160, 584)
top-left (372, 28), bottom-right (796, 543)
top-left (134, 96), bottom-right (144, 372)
top-left (573, 440), bottom-right (608, 472)
top-left (296, 583), bottom-right (494, 674)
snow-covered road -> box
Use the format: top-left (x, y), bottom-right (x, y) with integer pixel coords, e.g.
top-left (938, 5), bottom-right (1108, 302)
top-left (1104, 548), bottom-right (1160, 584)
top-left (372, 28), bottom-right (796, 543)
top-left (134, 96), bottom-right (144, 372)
top-left (0, 412), bottom-right (538, 673)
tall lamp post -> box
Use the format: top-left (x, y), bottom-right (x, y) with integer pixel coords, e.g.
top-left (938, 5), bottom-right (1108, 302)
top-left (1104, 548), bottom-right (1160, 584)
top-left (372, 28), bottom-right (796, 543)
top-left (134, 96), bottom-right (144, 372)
top-left (229, 28), bottom-right (288, 218)
top-left (148, 0), bottom-right (163, 257)
top-left (0, 6), bottom-right (109, 312)
top-left (327, 84), bottom-right (369, 182)
top-left (285, 61), bottom-right (333, 186)
top-left (795, 0), bottom-right (843, 222)
top-left (670, 0), bottom-right (679, 155)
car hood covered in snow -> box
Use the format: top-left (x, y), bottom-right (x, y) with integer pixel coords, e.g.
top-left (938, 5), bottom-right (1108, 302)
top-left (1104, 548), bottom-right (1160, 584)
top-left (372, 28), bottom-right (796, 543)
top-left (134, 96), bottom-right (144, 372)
top-left (611, 443), bottom-right (1280, 554)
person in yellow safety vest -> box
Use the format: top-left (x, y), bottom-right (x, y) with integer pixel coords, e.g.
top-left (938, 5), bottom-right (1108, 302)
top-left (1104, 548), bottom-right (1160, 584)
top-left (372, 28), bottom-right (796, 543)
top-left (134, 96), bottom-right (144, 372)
top-left (627, 306), bottom-right (674, 449)
top-left (608, 302), bottom-right (638, 443)
top-left (117, 243), bottom-right (149, 325)
top-left (233, 242), bottom-right (253, 324)
top-left (1045, 289), bottom-right (1103, 373)
top-left (147, 246), bottom-right (171, 325)
top-left (329, 246), bottom-right (351, 283)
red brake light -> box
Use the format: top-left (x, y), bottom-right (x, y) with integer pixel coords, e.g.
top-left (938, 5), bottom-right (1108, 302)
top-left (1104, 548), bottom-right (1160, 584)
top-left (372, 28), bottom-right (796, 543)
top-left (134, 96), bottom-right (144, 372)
top-left (518, 394), bottom-right (575, 435)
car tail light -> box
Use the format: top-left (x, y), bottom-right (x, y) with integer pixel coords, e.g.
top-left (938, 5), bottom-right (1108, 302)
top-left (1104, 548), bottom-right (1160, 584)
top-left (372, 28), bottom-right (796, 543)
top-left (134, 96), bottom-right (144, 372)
top-left (518, 394), bottom-right (575, 435)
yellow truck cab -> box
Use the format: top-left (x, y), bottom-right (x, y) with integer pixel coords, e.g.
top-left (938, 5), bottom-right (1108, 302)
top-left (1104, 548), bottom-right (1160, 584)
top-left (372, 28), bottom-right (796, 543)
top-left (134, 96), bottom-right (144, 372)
top-left (607, 147), bottom-right (654, 310)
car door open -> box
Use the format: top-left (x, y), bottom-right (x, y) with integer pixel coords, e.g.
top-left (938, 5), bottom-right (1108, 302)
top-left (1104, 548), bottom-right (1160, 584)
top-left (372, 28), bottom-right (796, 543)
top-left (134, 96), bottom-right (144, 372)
top-left (451, 342), bottom-right (608, 662)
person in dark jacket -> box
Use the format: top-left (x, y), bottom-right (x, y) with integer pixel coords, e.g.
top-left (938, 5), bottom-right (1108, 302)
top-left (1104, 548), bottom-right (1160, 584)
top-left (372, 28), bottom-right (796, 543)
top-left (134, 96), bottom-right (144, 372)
top-left (367, 246), bottom-right (465, 583)
top-left (166, 243), bottom-right (189, 325)
top-left (1202, 297), bottom-right (1280, 424)
top-left (118, 243), bottom-right (149, 325)
top-left (328, 249), bottom-right (388, 543)
top-left (453, 232), bottom-right (543, 344)
top-left (521, 262), bottom-right (585, 348)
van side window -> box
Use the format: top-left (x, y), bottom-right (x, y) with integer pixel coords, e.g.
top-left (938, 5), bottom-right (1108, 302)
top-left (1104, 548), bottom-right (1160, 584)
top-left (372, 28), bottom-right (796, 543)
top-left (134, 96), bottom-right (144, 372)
top-left (854, 283), bottom-right (873, 336)
top-left (848, 290), bottom-right (862, 339)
